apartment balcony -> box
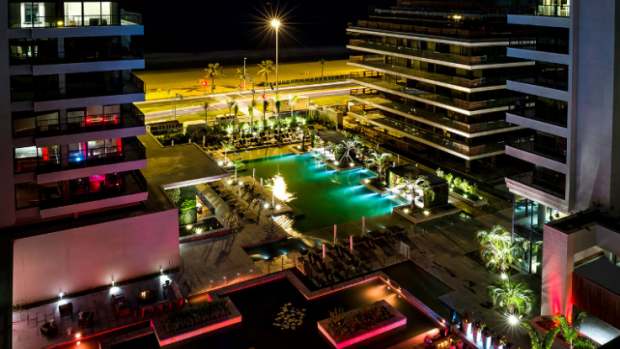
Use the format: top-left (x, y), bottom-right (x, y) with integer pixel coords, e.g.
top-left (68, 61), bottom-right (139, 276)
top-left (348, 40), bottom-right (531, 69)
top-left (38, 170), bottom-right (148, 219)
top-left (10, 47), bottom-right (145, 76)
top-left (32, 74), bottom-right (145, 111)
top-left (34, 137), bottom-right (146, 184)
top-left (348, 59), bottom-right (507, 92)
top-left (348, 110), bottom-right (505, 160)
top-left (507, 4), bottom-right (570, 18)
top-left (505, 104), bottom-right (568, 138)
top-left (506, 167), bottom-right (566, 200)
top-left (350, 72), bottom-right (517, 115)
top-left (507, 135), bottom-right (567, 164)
top-left (349, 88), bottom-right (521, 138)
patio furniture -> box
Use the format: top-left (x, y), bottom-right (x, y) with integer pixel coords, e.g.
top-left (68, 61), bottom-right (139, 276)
top-left (40, 321), bottom-right (58, 339)
top-left (115, 301), bottom-right (130, 318)
top-left (111, 294), bottom-right (125, 304)
top-left (78, 311), bottom-right (94, 329)
top-left (59, 302), bottom-right (73, 319)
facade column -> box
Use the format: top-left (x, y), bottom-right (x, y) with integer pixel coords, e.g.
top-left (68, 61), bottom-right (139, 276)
top-left (465, 160), bottom-right (471, 173)
top-left (537, 203), bottom-right (547, 229)
top-left (541, 225), bottom-right (574, 318)
top-left (57, 38), bottom-right (64, 58)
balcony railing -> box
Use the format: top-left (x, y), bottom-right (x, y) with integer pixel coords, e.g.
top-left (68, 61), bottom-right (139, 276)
top-left (507, 136), bottom-right (567, 163)
top-left (508, 4), bottom-right (570, 18)
top-left (350, 60), bottom-right (507, 89)
top-left (34, 74), bottom-right (145, 101)
top-left (509, 36), bottom-right (569, 55)
top-left (348, 110), bottom-right (506, 157)
top-left (35, 137), bottom-right (146, 174)
top-left (350, 72), bottom-right (517, 112)
top-left (39, 170), bottom-right (147, 210)
top-left (506, 168), bottom-right (566, 199)
top-left (349, 41), bottom-right (526, 66)
top-left (508, 68), bottom-right (568, 91)
top-left (10, 47), bottom-right (143, 65)
top-left (507, 104), bottom-right (567, 127)
top-left (66, 108), bottom-right (145, 135)
top-left (9, 10), bottom-right (142, 29)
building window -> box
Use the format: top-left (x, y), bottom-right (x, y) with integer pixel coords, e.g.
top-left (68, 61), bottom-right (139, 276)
top-left (15, 182), bottom-right (39, 209)
top-left (67, 138), bottom-right (122, 165)
top-left (14, 145), bottom-right (60, 173)
top-left (8, 2), bottom-right (55, 28)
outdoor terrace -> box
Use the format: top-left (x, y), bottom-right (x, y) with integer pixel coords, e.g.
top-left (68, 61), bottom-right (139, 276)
top-left (348, 59), bottom-right (507, 91)
top-left (348, 40), bottom-right (530, 68)
top-left (350, 72), bottom-right (517, 113)
top-left (9, 46), bottom-right (143, 66)
top-left (8, 3), bottom-right (142, 29)
top-left (507, 134), bottom-right (567, 164)
top-left (506, 104), bottom-right (568, 128)
top-left (348, 110), bottom-right (505, 159)
top-left (505, 167), bottom-right (566, 200)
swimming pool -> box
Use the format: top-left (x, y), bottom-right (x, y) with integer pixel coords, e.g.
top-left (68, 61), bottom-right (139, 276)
top-left (245, 153), bottom-right (399, 233)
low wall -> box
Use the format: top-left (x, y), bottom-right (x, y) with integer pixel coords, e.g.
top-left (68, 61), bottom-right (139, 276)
top-left (13, 209), bottom-right (180, 304)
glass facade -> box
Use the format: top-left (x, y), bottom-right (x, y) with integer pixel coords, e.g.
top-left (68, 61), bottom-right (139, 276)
top-left (512, 195), bottom-right (567, 277)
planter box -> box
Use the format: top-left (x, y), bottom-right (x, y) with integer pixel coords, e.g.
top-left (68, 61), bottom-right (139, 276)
top-left (359, 179), bottom-right (391, 196)
top-left (528, 316), bottom-right (602, 348)
top-left (317, 300), bottom-right (407, 349)
top-left (449, 189), bottom-right (488, 207)
top-left (152, 299), bottom-right (241, 346)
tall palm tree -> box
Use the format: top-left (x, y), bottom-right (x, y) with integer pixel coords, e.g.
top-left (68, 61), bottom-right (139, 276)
top-left (232, 158), bottom-right (245, 182)
top-left (257, 60), bottom-right (275, 87)
top-left (336, 137), bottom-right (361, 164)
top-left (554, 313), bottom-right (596, 349)
top-left (397, 172), bottom-right (435, 211)
top-left (248, 96), bottom-right (257, 126)
top-left (225, 98), bottom-right (238, 142)
top-left (523, 322), bottom-right (561, 349)
top-left (202, 99), bottom-right (211, 123)
top-left (319, 59), bottom-right (326, 79)
top-left (365, 150), bottom-right (392, 182)
top-left (221, 141), bottom-right (233, 164)
top-left (488, 281), bottom-right (534, 316)
top-left (289, 94), bottom-right (299, 118)
top-left (204, 63), bottom-right (225, 89)
top-left (262, 98), bottom-right (270, 132)
top-left (475, 225), bottom-right (511, 248)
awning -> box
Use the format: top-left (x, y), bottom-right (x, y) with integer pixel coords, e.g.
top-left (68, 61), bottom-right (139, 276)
top-left (317, 130), bottom-right (347, 144)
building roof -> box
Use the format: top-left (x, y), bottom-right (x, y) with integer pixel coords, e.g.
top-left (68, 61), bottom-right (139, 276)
top-left (317, 130), bottom-right (347, 144)
top-left (574, 258), bottom-right (620, 295)
top-left (388, 165), bottom-right (446, 187)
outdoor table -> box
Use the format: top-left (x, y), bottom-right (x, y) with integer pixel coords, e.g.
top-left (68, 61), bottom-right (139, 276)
top-left (78, 311), bottom-right (94, 329)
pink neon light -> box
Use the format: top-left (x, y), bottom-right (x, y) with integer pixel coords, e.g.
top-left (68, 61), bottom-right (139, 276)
top-left (318, 317), bottom-right (407, 349)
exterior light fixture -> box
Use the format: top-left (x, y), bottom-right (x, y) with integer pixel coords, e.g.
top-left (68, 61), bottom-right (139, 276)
top-left (228, 180), bottom-right (233, 184)
top-left (501, 273), bottom-right (507, 280)
top-left (404, 208), bottom-right (409, 214)
top-left (160, 268), bottom-right (163, 274)
top-left (276, 204), bottom-right (282, 210)
top-left (349, 162), bottom-right (354, 167)
top-left (297, 145), bottom-right (301, 149)
top-left (508, 315), bottom-right (518, 325)
top-left (365, 179), bottom-right (370, 183)
top-left (239, 181), bottom-right (243, 186)
top-left (264, 203), bottom-right (270, 209)
top-left (334, 161), bottom-right (339, 166)
top-left (424, 210), bottom-right (430, 216)
top-left (271, 19), bottom-right (281, 28)
top-left (186, 225), bottom-right (192, 230)
top-left (59, 292), bottom-right (64, 299)
top-left (75, 333), bottom-right (81, 339)
top-left (218, 161), bottom-right (224, 166)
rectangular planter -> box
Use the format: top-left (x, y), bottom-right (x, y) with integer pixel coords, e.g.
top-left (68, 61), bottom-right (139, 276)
top-left (359, 179), bottom-right (391, 196)
top-left (152, 299), bottom-right (241, 346)
top-left (449, 190), bottom-right (488, 207)
top-left (317, 300), bottom-right (407, 349)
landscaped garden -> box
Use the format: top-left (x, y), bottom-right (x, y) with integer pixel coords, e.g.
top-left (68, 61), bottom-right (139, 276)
top-left (435, 168), bottom-right (488, 207)
top-left (160, 300), bottom-right (231, 333)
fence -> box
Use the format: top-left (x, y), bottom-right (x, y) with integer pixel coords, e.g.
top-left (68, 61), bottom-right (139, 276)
top-left (276, 73), bottom-right (354, 86)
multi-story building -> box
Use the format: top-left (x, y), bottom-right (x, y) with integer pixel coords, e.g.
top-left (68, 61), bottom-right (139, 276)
top-left (0, 2), bottom-right (180, 346)
top-left (345, 0), bottom-right (533, 178)
top-left (505, 0), bottom-right (620, 337)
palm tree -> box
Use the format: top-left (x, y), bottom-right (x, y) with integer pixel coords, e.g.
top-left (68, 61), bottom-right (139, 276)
top-left (475, 225), bottom-right (511, 248)
top-left (554, 313), bottom-right (596, 349)
top-left (257, 60), bottom-right (275, 87)
top-left (221, 141), bottom-right (233, 164)
top-left (319, 59), bottom-right (326, 79)
top-left (365, 150), bottom-right (392, 182)
top-left (248, 96), bottom-right (258, 126)
top-left (289, 94), bottom-right (299, 118)
top-left (336, 137), bottom-right (361, 165)
top-left (202, 99), bottom-right (211, 123)
top-left (232, 158), bottom-right (245, 182)
top-left (397, 172), bottom-right (435, 212)
top-left (262, 98), bottom-right (270, 132)
top-left (482, 240), bottom-right (520, 273)
top-left (524, 322), bottom-right (561, 349)
top-left (488, 281), bottom-right (534, 316)
top-left (204, 63), bottom-right (225, 89)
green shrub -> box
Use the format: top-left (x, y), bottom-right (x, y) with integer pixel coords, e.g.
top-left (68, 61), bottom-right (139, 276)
top-left (161, 300), bottom-right (231, 333)
top-left (454, 177), bottom-right (462, 188)
top-left (329, 304), bottom-right (394, 337)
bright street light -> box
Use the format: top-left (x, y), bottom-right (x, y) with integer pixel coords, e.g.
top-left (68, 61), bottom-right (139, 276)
top-left (271, 19), bottom-right (280, 27)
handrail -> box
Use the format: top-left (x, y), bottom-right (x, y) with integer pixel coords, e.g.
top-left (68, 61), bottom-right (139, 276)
top-left (10, 47), bottom-right (143, 65)
top-left (507, 104), bottom-right (567, 127)
top-left (506, 168), bottom-right (566, 199)
top-left (9, 10), bottom-right (142, 29)
top-left (507, 135), bottom-right (567, 163)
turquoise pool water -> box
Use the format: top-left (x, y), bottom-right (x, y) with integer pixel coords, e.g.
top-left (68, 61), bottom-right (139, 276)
top-left (246, 153), bottom-right (399, 233)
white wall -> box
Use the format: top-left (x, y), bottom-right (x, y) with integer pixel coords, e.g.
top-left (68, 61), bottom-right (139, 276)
top-left (12, 209), bottom-right (180, 304)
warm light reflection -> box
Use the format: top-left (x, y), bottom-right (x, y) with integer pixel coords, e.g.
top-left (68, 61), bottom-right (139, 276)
top-left (271, 174), bottom-right (295, 202)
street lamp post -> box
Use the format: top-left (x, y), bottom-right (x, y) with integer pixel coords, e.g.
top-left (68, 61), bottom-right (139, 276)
top-left (243, 57), bottom-right (247, 92)
top-left (271, 19), bottom-right (280, 94)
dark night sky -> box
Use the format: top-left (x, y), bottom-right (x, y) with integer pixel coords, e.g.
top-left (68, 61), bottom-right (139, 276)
top-left (122, 0), bottom-right (378, 66)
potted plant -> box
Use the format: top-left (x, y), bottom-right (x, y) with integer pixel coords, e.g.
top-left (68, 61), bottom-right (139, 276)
top-left (461, 310), bottom-right (475, 336)
top-left (481, 325), bottom-right (491, 348)
top-left (473, 320), bottom-right (482, 343)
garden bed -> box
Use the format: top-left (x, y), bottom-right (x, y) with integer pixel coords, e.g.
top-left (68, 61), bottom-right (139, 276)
top-left (152, 299), bottom-right (241, 346)
top-left (317, 300), bottom-right (406, 349)
top-left (530, 316), bottom-right (601, 348)
top-left (322, 159), bottom-right (365, 173)
top-left (179, 217), bottom-right (224, 238)
top-left (449, 186), bottom-right (488, 207)
top-left (464, 251), bottom-right (520, 276)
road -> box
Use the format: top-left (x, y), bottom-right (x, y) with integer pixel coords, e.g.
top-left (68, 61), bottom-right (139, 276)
top-left (139, 81), bottom-right (359, 122)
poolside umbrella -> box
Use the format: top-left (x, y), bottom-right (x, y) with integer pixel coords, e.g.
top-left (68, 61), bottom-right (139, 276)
top-left (334, 225), bottom-right (337, 245)
top-left (322, 244), bottom-right (326, 260)
top-left (350, 235), bottom-right (353, 251)
top-left (253, 168), bottom-right (256, 181)
top-left (362, 216), bottom-right (365, 234)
